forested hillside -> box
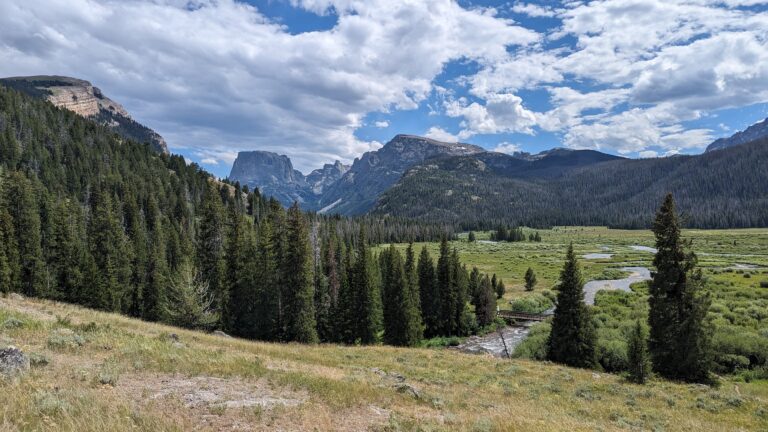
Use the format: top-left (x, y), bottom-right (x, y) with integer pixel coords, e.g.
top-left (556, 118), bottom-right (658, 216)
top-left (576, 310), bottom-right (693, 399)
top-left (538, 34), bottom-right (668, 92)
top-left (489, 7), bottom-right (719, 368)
top-left (374, 140), bottom-right (768, 229)
top-left (0, 86), bottom-right (478, 347)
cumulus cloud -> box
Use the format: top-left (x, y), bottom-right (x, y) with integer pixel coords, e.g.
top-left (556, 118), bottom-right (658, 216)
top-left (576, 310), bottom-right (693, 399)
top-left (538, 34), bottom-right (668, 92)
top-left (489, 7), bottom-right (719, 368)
top-left (0, 0), bottom-right (537, 171)
top-left (374, 120), bottom-right (390, 128)
top-left (492, 142), bottom-right (522, 154)
top-left (445, 93), bottom-right (537, 139)
top-left (424, 126), bottom-right (458, 142)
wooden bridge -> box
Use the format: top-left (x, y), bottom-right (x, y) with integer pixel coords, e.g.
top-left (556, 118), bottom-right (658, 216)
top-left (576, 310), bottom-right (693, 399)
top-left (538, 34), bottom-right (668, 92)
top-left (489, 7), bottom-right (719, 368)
top-left (497, 309), bottom-right (551, 322)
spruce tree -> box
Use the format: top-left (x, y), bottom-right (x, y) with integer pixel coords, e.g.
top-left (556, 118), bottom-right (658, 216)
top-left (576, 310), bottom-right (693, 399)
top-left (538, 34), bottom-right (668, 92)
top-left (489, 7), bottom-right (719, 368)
top-left (283, 203), bottom-right (318, 343)
top-left (0, 194), bottom-right (17, 294)
top-left (402, 243), bottom-right (423, 346)
top-left (253, 216), bottom-right (280, 340)
top-left (468, 231), bottom-right (476, 242)
top-left (143, 196), bottom-right (168, 322)
top-left (5, 172), bottom-right (44, 297)
top-left (475, 275), bottom-right (497, 327)
top-left (349, 228), bottom-right (382, 344)
top-left (525, 267), bottom-right (537, 291)
top-left (418, 245), bottom-right (438, 337)
top-left (468, 266), bottom-right (481, 307)
top-left (627, 319), bottom-right (651, 384)
top-left (547, 244), bottom-right (597, 368)
top-left (495, 279), bottom-right (505, 300)
top-left (165, 260), bottom-right (218, 330)
top-left (436, 238), bottom-right (453, 334)
top-left (648, 193), bottom-right (712, 382)
top-left (197, 183), bottom-right (227, 322)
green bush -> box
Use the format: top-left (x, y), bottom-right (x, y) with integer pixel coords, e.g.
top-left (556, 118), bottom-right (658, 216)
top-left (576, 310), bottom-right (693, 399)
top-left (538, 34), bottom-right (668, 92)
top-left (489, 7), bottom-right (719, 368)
top-left (512, 322), bottom-right (550, 360)
top-left (509, 294), bottom-right (553, 314)
top-left (597, 339), bottom-right (628, 372)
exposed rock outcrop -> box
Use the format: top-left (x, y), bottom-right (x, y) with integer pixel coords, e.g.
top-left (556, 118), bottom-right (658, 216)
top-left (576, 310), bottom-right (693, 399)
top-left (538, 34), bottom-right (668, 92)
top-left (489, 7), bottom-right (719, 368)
top-left (0, 76), bottom-right (168, 154)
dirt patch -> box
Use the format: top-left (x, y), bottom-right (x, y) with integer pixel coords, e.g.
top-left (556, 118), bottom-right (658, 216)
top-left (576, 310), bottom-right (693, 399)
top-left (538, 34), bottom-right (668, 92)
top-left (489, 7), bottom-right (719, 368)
top-left (120, 372), bottom-right (307, 410)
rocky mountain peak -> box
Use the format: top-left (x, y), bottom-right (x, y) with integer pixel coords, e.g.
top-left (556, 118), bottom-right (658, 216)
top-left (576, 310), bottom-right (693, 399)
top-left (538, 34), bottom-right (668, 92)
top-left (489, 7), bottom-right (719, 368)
top-left (706, 117), bottom-right (768, 152)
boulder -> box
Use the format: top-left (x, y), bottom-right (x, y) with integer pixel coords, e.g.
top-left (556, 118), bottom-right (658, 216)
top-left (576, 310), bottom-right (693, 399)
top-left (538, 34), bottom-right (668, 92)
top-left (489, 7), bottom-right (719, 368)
top-left (0, 346), bottom-right (30, 377)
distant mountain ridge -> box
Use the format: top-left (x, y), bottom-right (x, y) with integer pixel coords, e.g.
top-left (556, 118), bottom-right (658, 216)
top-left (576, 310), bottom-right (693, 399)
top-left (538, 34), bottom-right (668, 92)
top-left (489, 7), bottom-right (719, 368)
top-left (706, 117), bottom-right (768, 152)
top-left (0, 75), bottom-right (169, 154)
top-left (373, 136), bottom-right (768, 229)
top-left (228, 151), bottom-right (348, 207)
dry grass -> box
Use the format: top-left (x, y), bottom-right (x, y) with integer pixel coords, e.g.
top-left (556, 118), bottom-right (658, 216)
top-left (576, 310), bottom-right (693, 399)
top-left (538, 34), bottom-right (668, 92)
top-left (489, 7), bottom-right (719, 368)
top-left (1, 294), bottom-right (767, 431)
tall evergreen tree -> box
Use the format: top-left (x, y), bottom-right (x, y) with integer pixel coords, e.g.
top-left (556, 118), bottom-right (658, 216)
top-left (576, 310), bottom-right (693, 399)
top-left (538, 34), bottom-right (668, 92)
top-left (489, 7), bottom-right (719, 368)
top-left (418, 245), bottom-right (438, 337)
top-left (4, 172), bottom-right (44, 296)
top-left (468, 266), bottom-right (481, 307)
top-left (349, 228), bottom-right (382, 344)
top-left (165, 259), bottom-right (218, 330)
top-left (475, 274), bottom-right (496, 328)
top-left (495, 279), bottom-right (505, 300)
top-left (282, 203), bottom-right (318, 343)
top-left (547, 244), bottom-right (597, 368)
top-left (435, 238), bottom-right (453, 334)
top-left (627, 319), bottom-right (652, 384)
top-left (143, 196), bottom-right (168, 322)
top-left (648, 193), bottom-right (712, 382)
top-left (252, 216), bottom-right (280, 340)
top-left (197, 183), bottom-right (226, 321)
top-left (403, 243), bottom-right (423, 346)
top-left (524, 267), bottom-right (537, 291)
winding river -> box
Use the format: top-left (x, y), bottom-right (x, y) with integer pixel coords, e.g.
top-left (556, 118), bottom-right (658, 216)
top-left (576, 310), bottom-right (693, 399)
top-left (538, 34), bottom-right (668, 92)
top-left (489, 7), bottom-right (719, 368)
top-left (457, 264), bottom-right (652, 358)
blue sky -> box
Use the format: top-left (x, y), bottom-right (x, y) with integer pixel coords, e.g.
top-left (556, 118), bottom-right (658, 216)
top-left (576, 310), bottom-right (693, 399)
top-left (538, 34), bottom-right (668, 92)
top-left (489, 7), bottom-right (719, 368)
top-left (1, 0), bottom-right (767, 178)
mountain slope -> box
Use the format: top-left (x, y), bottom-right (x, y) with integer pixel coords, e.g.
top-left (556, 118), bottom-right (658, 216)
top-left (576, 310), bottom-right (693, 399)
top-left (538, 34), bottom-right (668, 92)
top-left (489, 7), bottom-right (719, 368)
top-left (373, 139), bottom-right (768, 229)
top-left (0, 75), bottom-right (168, 153)
top-left (706, 117), bottom-right (768, 152)
top-left (316, 134), bottom-right (486, 215)
top-left (2, 294), bottom-right (763, 432)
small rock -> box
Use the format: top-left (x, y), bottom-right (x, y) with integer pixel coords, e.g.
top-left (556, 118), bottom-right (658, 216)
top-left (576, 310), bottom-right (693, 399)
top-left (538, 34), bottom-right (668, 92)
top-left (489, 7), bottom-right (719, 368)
top-left (395, 383), bottom-right (420, 399)
top-left (212, 330), bottom-right (232, 338)
top-left (0, 346), bottom-right (30, 378)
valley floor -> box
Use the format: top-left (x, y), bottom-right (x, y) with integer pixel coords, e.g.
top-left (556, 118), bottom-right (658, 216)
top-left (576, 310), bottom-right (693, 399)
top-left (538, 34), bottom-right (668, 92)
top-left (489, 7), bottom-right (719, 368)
top-left (1, 293), bottom-right (766, 431)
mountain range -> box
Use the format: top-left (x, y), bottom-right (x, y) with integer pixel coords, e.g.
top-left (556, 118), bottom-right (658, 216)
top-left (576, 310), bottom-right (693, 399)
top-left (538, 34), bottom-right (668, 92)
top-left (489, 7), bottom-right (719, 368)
top-left (229, 119), bottom-right (767, 228)
top-left (3, 74), bottom-right (765, 229)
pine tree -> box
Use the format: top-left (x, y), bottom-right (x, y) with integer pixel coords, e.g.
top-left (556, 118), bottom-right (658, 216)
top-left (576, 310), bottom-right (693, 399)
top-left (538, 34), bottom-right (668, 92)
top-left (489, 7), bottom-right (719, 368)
top-left (436, 238), bottom-right (453, 335)
top-left (491, 274), bottom-right (498, 298)
top-left (468, 266), bottom-right (481, 306)
top-left (0, 192), bottom-right (18, 294)
top-left (402, 243), bottom-right (423, 346)
top-left (197, 183), bottom-right (226, 322)
top-left (225, 204), bottom-right (252, 335)
top-left (4, 172), bottom-right (44, 297)
top-left (495, 279), bottom-right (506, 300)
top-left (627, 319), bottom-right (651, 384)
top-left (349, 228), bottom-right (382, 344)
top-left (283, 203), bottom-right (318, 343)
top-left (648, 193), bottom-right (712, 382)
top-left (418, 245), bottom-right (438, 337)
top-left (252, 215), bottom-right (280, 340)
top-left (468, 231), bottom-right (476, 242)
top-left (165, 260), bottom-right (218, 330)
top-left (525, 267), bottom-right (537, 291)
top-left (143, 196), bottom-right (168, 322)
top-left (547, 244), bottom-right (597, 368)
top-left (475, 275), bottom-right (497, 327)
top-left (89, 186), bottom-right (129, 311)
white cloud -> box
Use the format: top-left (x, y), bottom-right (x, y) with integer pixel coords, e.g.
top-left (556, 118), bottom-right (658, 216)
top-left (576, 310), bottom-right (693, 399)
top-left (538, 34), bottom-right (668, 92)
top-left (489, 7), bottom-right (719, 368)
top-left (510, 3), bottom-right (558, 18)
top-left (424, 126), bottom-right (458, 142)
top-left (0, 0), bottom-right (537, 171)
top-left (374, 120), bottom-right (389, 128)
top-left (445, 93), bottom-right (537, 139)
top-left (638, 150), bottom-right (659, 158)
top-left (493, 142), bottom-right (522, 154)
top-left (200, 158), bottom-right (218, 165)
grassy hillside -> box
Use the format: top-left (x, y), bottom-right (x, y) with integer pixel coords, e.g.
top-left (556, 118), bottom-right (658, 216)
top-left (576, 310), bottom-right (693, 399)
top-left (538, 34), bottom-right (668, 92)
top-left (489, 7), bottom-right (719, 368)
top-left (1, 292), bottom-right (766, 431)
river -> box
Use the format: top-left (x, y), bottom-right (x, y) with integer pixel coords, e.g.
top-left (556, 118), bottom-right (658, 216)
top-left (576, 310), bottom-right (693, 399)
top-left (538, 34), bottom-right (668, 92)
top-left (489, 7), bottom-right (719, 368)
top-left (456, 265), bottom-right (652, 358)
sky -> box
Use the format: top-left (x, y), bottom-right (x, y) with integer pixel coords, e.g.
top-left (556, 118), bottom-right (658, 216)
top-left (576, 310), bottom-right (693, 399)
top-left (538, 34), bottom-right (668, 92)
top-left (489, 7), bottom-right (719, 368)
top-left (1, 0), bottom-right (768, 178)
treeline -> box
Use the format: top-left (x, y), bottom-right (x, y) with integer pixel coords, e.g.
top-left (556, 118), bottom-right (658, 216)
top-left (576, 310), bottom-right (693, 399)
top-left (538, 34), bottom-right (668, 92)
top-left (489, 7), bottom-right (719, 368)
top-left (489, 226), bottom-right (540, 242)
top-left (0, 84), bottom-right (478, 346)
top-left (373, 140), bottom-right (768, 229)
